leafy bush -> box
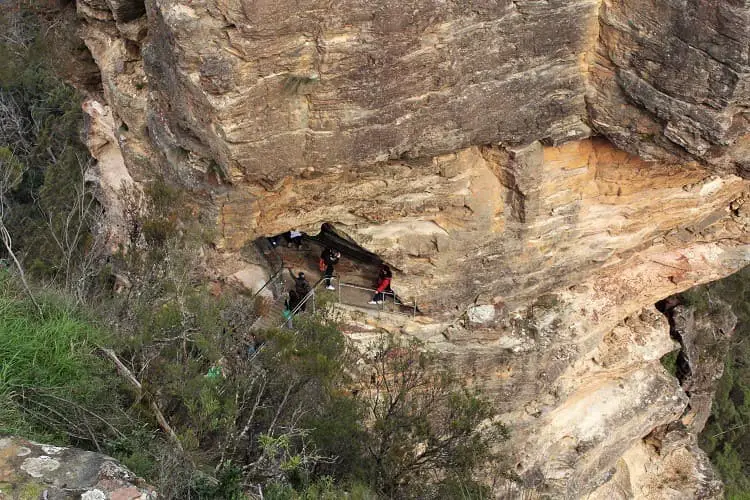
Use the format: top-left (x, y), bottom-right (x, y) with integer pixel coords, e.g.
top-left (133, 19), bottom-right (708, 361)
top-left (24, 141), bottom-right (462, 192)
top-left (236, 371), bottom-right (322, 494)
top-left (660, 349), bottom-right (679, 377)
top-left (359, 337), bottom-right (507, 498)
top-left (0, 5), bottom-right (102, 296)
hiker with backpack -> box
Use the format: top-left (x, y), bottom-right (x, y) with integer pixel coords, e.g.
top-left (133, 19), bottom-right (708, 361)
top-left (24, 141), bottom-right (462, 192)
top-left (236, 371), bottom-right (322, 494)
top-left (369, 264), bottom-right (393, 305)
top-left (294, 272), bottom-right (312, 311)
top-left (320, 248), bottom-right (340, 290)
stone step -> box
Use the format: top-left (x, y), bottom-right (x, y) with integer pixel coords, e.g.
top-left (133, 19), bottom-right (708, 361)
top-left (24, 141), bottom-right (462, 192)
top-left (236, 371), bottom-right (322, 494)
top-left (250, 300), bottom-right (287, 331)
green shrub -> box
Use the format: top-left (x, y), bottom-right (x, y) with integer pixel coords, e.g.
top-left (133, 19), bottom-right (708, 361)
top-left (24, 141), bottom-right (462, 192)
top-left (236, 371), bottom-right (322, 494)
top-left (0, 8), bottom-right (101, 292)
top-left (264, 477), bottom-right (377, 500)
top-left (359, 336), bottom-right (506, 498)
top-left (660, 349), bottom-right (680, 377)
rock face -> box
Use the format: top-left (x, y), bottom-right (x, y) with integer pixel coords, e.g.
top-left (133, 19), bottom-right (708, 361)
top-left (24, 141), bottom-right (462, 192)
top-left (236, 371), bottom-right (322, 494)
top-left (669, 300), bottom-right (737, 434)
top-left (0, 437), bottom-right (155, 499)
top-left (68, 0), bottom-right (750, 497)
top-left (79, 0), bottom-right (750, 187)
top-left (141, 0), bottom-right (598, 186)
top-left (582, 298), bottom-right (736, 500)
top-left (588, 0), bottom-right (750, 176)
top-left (222, 138), bottom-right (750, 316)
top-left (588, 426), bottom-right (723, 500)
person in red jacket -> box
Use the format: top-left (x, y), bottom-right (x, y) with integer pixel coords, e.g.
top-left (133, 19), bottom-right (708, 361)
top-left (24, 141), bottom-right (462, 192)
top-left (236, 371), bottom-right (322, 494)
top-left (369, 264), bottom-right (393, 305)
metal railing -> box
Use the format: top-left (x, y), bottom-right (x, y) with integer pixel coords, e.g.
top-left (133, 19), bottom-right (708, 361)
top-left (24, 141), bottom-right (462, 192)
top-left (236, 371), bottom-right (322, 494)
top-left (274, 277), bottom-right (418, 329)
top-left (277, 277), bottom-right (327, 329)
top-left (252, 267), bottom-right (286, 300)
top-left (251, 241), bottom-right (286, 300)
top-left (337, 281), bottom-right (417, 318)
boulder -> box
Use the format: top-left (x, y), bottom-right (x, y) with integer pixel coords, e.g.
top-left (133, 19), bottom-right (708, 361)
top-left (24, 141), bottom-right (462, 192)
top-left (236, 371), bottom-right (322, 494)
top-left (0, 437), bottom-right (155, 500)
top-left (228, 265), bottom-right (274, 299)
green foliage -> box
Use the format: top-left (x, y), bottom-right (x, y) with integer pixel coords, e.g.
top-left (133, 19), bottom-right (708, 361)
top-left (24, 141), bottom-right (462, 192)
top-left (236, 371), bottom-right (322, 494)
top-left (264, 476), bottom-right (378, 500)
top-left (191, 462), bottom-right (246, 500)
top-left (360, 337), bottom-right (506, 498)
top-left (105, 427), bottom-right (160, 479)
top-left (0, 6), bottom-right (101, 290)
top-left (0, 147), bottom-right (25, 192)
top-left (0, 269), bottom-right (124, 445)
top-left (696, 265), bottom-right (750, 497)
top-left (660, 349), bottom-right (679, 377)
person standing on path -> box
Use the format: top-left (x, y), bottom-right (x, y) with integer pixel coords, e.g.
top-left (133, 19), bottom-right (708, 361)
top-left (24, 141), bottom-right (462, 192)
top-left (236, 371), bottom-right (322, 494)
top-left (320, 248), bottom-right (340, 290)
top-left (294, 272), bottom-right (312, 311)
top-left (369, 264), bottom-right (393, 305)
top-left (287, 230), bottom-right (304, 249)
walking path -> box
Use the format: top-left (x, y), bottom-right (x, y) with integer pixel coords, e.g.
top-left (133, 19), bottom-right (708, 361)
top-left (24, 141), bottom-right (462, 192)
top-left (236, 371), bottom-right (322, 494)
top-left (250, 235), bottom-right (416, 332)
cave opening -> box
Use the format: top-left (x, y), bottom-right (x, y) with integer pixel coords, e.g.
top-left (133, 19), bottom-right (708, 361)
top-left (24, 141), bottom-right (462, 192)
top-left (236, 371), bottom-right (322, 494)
top-left (255, 223), bottom-right (416, 316)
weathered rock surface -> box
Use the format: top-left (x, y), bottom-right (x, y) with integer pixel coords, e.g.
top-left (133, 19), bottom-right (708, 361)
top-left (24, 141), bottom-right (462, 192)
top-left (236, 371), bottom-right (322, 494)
top-left (572, 296), bottom-right (736, 499)
top-left (587, 426), bottom-right (723, 500)
top-left (138, 0), bottom-right (599, 186)
top-left (225, 138), bottom-right (750, 317)
top-left (228, 264), bottom-right (273, 298)
top-left (67, 0), bottom-right (750, 497)
top-left (669, 300), bottom-right (737, 434)
top-left (0, 437), bottom-right (154, 500)
top-left (588, 0), bottom-right (750, 176)
top-left (75, 0), bottom-right (750, 188)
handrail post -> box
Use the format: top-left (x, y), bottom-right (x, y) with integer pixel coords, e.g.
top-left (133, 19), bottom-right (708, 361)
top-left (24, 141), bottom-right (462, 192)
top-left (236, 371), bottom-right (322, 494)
top-left (312, 290), bottom-right (316, 314)
top-left (337, 276), bottom-right (341, 304)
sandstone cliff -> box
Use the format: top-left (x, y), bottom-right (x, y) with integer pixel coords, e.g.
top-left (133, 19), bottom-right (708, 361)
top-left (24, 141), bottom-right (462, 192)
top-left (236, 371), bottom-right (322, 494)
top-left (70, 0), bottom-right (750, 497)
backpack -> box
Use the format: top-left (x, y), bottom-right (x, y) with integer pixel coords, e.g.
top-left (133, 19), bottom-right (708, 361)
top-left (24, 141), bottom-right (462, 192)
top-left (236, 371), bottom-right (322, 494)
top-left (319, 258), bottom-right (327, 272)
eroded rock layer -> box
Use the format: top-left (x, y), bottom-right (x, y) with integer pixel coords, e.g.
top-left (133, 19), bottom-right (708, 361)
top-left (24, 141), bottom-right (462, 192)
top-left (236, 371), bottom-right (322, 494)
top-left (589, 0), bottom-right (750, 175)
top-left (69, 0), bottom-right (750, 497)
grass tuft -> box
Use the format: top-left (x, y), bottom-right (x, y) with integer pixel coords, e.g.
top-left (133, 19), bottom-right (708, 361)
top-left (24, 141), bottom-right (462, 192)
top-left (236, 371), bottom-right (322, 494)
top-left (0, 270), bottom-right (114, 442)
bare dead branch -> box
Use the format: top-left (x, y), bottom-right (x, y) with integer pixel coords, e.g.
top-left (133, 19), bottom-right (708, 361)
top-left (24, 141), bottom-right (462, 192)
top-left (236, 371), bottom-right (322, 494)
top-left (100, 347), bottom-right (184, 453)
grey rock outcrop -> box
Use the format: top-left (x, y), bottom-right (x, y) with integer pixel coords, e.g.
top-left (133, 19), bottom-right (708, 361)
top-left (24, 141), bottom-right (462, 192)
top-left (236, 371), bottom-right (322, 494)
top-left (670, 299), bottom-right (737, 434)
top-left (0, 437), bottom-right (155, 500)
top-left (588, 0), bottom-right (750, 176)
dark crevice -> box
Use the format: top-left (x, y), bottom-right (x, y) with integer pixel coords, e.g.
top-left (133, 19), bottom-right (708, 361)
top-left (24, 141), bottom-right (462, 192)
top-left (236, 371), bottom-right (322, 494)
top-left (656, 295), bottom-right (692, 385)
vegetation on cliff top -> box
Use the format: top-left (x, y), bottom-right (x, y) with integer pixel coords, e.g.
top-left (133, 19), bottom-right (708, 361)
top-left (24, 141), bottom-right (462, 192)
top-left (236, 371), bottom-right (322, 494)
top-left (0, 270), bottom-right (122, 444)
top-left (0, 3), bottom-right (101, 303)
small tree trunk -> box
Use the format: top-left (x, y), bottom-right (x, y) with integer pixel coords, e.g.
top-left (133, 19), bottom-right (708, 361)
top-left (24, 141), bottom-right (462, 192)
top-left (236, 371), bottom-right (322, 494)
top-left (0, 222), bottom-right (42, 316)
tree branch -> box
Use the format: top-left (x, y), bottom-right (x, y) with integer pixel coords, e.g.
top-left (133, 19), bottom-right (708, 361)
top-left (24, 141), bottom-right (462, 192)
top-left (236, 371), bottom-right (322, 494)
top-left (100, 347), bottom-right (184, 453)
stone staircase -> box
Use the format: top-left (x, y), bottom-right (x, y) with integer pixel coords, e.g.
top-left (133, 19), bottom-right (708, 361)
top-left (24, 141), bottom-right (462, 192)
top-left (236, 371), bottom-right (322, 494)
top-left (250, 297), bottom-right (288, 331)
top-left (250, 277), bottom-right (326, 333)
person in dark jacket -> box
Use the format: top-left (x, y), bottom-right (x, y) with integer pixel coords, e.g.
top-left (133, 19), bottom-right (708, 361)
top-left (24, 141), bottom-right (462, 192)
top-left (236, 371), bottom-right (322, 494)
top-left (294, 272), bottom-right (311, 311)
top-left (283, 292), bottom-right (297, 328)
top-left (286, 289), bottom-right (300, 311)
top-left (369, 264), bottom-right (393, 305)
top-left (320, 248), bottom-right (340, 290)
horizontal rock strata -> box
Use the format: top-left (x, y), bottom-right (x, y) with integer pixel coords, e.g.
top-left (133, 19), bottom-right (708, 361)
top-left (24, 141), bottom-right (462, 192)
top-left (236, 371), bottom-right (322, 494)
top-left (66, 0), bottom-right (750, 496)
